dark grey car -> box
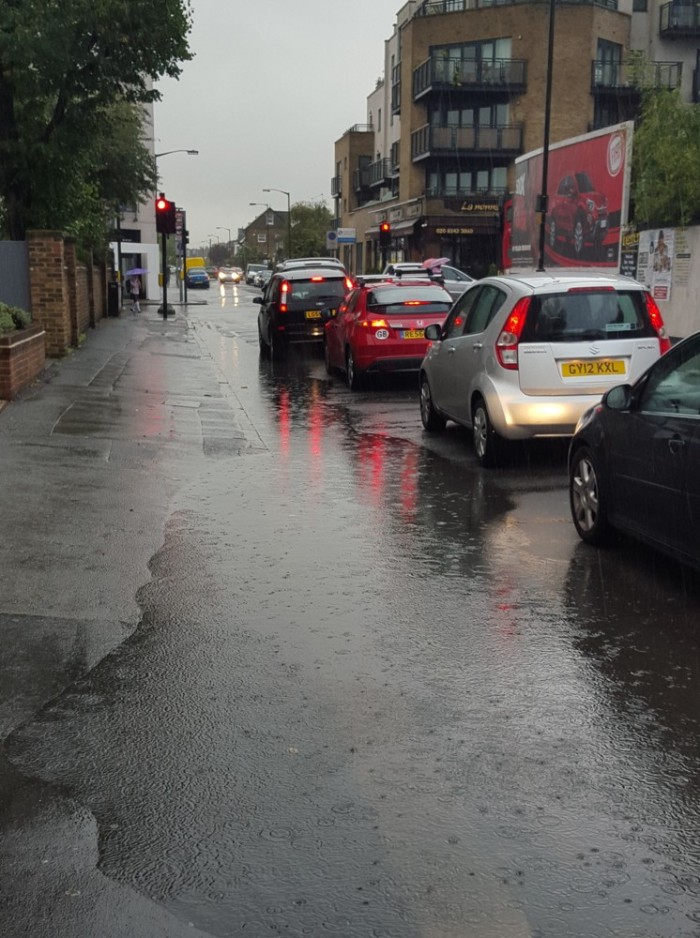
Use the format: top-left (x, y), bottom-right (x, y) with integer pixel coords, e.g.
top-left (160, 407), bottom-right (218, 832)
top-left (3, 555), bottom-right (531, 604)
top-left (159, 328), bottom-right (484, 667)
top-left (255, 266), bottom-right (350, 360)
top-left (569, 329), bottom-right (700, 570)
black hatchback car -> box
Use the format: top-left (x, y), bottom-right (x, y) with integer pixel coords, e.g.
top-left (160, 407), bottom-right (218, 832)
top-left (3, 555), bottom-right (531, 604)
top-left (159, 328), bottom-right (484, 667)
top-left (255, 266), bottom-right (351, 359)
top-left (569, 330), bottom-right (700, 571)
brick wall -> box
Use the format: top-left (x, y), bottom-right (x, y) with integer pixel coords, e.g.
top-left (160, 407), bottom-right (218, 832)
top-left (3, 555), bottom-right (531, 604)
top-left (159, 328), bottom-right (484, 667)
top-left (27, 231), bottom-right (71, 357)
top-left (27, 232), bottom-right (109, 353)
top-left (0, 324), bottom-right (46, 400)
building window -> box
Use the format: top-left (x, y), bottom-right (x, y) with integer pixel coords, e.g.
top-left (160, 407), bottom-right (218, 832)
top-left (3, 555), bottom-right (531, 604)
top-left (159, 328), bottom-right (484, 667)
top-left (257, 233), bottom-right (267, 243)
top-left (632, 0), bottom-right (647, 9)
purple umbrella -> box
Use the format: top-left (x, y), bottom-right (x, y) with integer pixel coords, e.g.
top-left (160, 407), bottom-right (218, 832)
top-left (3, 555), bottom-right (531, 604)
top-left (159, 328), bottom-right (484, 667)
top-left (125, 267), bottom-right (148, 275)
top-left (422, 257), bottom-right (451, 271)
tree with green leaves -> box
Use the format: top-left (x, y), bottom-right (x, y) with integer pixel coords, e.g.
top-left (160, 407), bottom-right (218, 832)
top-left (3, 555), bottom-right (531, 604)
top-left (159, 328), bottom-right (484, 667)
top-left (0, 0), bottom-right (192, 241)
top-left (290, 201), bottom-right (334, 257)
top-left (632, 88), bottom-right (700, 229)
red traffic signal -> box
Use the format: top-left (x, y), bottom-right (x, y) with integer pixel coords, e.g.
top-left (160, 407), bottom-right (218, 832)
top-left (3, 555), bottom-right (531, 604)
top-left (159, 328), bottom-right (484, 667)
top-left (155, 193), bottom-right (176, 235)
top-left (379, 221), bottom-right (391, 247)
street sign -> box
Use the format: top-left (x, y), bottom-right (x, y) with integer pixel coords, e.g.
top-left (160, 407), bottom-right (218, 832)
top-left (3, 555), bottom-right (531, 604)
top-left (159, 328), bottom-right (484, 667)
top-left (337, 228), bottom-right (356, 244)
top-left (326, 230), bottom-right (338, 250)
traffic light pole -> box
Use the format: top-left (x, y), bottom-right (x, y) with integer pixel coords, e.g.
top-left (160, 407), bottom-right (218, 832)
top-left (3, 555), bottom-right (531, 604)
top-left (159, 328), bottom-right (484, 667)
top-left (161, 231), bottom-right (168, 320)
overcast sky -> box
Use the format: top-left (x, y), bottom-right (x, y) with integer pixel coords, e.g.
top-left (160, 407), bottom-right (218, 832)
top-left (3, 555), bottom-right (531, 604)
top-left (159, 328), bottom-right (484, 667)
top-left (154, 0), bottom-right (400, 249)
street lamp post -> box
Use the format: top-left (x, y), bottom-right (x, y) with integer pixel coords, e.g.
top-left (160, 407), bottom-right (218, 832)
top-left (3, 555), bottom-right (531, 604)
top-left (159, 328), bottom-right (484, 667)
top-left (263, 187), bottom-right (292, 259)
top-left (536, 0), bottom-right (556, 271)
top-left (154, 149), bottom-right (199, 159)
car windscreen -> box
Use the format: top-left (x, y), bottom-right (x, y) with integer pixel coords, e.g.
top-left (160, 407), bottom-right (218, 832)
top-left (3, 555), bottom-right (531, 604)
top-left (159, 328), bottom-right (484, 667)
top-left (288, 279), bottom-right (347, 301)
top-left (368, 286), bottom-right (452, 315)
top-left (522, 290), bottom-right (656, 343)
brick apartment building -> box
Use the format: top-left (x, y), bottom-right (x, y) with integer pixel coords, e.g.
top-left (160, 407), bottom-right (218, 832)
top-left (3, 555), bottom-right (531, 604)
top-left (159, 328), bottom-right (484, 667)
top-left (333, 0), bottom-right (695, 276)
top-left (241, 209), bottom-right (290, 265)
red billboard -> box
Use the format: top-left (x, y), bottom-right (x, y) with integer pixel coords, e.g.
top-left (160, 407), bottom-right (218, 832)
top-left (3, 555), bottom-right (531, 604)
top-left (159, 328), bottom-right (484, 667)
top-left (509, 122), bottom-right (633, 270)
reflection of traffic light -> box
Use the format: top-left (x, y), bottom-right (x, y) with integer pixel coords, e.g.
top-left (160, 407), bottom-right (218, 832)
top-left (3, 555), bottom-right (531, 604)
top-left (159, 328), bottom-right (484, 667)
top-left (379, 221), bottom-right (391, 247)
top-left (155, 193), bottom-right (176, 234)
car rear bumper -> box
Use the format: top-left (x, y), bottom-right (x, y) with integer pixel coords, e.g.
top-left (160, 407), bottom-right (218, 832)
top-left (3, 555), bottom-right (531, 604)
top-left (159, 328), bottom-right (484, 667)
top-left (486, 386), bottom-right (604, 439)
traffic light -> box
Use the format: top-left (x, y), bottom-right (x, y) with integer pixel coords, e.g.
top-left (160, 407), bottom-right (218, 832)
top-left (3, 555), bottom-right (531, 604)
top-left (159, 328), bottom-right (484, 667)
top-left (155, 193), bottom-right (176, 235)
top-left (379, 221), bottom-right (391, 247)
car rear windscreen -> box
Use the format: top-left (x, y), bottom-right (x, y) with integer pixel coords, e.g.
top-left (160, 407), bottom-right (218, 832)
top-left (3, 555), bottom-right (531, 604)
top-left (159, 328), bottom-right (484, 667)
top-left (523, 290), bottom-right (656, 342)
top-left (368, 286), bottom-right (452, 315)
top-left (289, 279), bottom-right (347, 301)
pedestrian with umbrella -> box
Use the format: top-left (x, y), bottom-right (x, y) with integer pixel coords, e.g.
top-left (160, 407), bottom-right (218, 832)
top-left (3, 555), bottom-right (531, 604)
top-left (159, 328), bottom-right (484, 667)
top-left (125, 267), bottom-right (147, 315)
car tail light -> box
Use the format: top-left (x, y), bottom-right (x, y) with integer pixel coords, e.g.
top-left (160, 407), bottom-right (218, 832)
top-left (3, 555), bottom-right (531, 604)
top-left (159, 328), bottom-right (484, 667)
top-left (644, 292), bottom-right (672, 354)
top-left (280, 280), bottom-right (290, 313)
top-left (345, 277), bottom-right (354, 292)
top-left (359, 318), bottom-right (389, 329)
top-left (495, 296), bottom-right (531, 370)
top-left (310, 276), bottom-right (325, 282)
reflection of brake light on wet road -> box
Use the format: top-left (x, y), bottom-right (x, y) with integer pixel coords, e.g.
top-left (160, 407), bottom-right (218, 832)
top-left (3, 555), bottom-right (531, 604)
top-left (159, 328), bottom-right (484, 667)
top-left (399, 448), bottom-right (418, 523)
top-left (277, 387), bottom-right (290, 457)
top-left (357, 434), bottom-right (386, 506)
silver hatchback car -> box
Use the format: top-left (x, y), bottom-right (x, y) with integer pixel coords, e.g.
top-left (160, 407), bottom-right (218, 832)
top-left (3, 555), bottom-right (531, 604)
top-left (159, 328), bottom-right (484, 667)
top-left (419, 272), bottom-right (672, 466)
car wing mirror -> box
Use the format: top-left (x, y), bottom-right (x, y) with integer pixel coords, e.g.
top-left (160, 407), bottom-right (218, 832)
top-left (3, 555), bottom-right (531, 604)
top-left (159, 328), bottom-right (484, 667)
top-left (425, 323), bottom-right (442, 341)
top-left (603, 383), bottom-right (633, 411)
top-left (252, 296), bottom-right (263, 305)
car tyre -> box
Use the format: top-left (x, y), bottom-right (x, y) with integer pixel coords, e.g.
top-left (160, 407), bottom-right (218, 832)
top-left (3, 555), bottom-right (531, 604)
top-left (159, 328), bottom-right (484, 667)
top-left (472, 396), bottom-right (505, 468)
top-left (346, 347), bottom-right (364, 391)
top-left (569, 445), bottom-right (610, 545)
top-left (420, 375), bottom-right (446, 432)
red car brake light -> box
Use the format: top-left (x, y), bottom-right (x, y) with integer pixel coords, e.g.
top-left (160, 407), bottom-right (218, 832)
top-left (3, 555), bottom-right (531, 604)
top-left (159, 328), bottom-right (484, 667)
top-left (645, 292), bottom-right (672, 354)
top-left (495, 296), bottom-right (531, 370)
top-left (310, 276), bottom-right (324, 282)
top-left (280, 280), bottom-right (290, 313)
top-left (359, 318), bottom-right (389, 328)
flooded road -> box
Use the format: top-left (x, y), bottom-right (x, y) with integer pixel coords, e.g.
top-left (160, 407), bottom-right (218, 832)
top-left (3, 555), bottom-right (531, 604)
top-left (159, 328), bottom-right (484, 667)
top-left (4, 284), bottom-right (700, 937)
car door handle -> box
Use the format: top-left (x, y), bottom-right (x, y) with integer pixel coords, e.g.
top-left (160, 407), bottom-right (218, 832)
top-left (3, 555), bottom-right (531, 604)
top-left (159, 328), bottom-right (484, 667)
top-left (448, 346), bottom-right (456, 354)
top-left (668, 436), bottom-right (686, 455)
top-left (472, 342), bottom-right (483, 351)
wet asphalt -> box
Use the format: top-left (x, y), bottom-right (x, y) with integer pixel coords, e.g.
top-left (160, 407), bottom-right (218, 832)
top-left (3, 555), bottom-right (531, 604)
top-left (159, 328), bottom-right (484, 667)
top-left (3, 284), bottom-right (700, 937)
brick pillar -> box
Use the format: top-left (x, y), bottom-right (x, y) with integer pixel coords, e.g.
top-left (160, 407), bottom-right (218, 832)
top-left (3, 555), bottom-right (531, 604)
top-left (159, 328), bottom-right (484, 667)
top-left (64, 237), bottom-right (79, 347)
top-left (27, 231), bottom-right (71, 357)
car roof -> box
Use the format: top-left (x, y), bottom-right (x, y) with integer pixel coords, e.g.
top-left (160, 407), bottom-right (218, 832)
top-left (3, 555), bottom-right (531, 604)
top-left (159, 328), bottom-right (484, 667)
top-left (276, 266), bottom-right (347, 280)
top-left (486, 271), bottom-right (645, 292)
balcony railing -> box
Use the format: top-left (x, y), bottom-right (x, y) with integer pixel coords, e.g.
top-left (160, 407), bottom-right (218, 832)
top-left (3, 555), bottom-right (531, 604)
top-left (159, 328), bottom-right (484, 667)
top-left (344, 123), bottom-right (373, 135)
top-left (426, 184), bottom-right (508, 199)
top-left (415, 0), bottom-right (617, 12)
top-left (413, 55), bottom-right (527, 99)
top-left (591, 59), bottom-right (682, 91)
top-left (411, 123), bottom-right (523, 160)
top-left (660, 1), bottom-right (700, 35)
top-left (353, 166), bottom-right (372, 192)
top-left (368, 157), bottom-right (391, 188)
top-left (330, 175), bottom-right (342, 197)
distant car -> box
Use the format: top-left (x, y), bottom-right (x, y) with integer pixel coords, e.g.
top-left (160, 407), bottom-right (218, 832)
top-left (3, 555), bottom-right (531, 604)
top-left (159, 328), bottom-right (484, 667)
top-left (324, 279), bottom-right (453, 390)
top-left (439, 265), bottom-right (475, 299)
top-left (255, 266), bottom-right (352, 360)
top-left (569, 329), bottom-right (700, 571)
top-left (549, 172), bottom-right (608, 258)
top-left (205, 266), bottom-right (218, 280)
top-left (419, 271), bottom-right (671, 467)
top-left (382, 262), bottom-right (428, 278)
top-left (258, 269), bottom-right (273, 289)
top-left (186, 267), bottom-right (210, 289)
top-left (217, 267), bottom-right (239, 284)
top-left (245, 263), bottom-right (268, 284)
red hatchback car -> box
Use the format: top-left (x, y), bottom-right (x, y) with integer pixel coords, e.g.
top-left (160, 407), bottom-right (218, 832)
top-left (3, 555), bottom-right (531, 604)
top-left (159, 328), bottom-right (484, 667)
top-left (324, 279), bottom-right (453, 389)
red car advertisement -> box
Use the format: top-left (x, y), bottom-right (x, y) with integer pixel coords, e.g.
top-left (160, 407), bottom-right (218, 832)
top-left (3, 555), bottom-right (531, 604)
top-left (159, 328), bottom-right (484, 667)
top-left (510, 122), bottom-right (633, 270)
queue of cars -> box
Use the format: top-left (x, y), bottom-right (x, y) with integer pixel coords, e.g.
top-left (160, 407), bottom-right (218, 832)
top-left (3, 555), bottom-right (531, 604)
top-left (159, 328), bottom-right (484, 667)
top-left (249, 256), bottom-right (691, 571)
